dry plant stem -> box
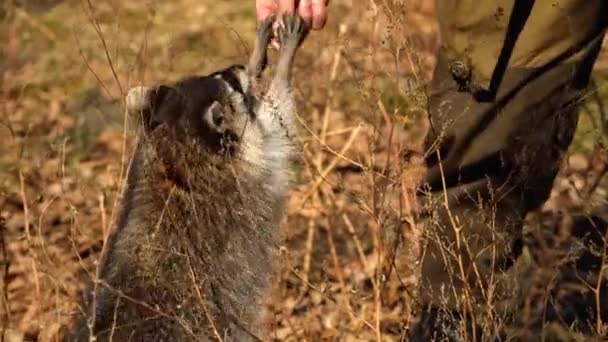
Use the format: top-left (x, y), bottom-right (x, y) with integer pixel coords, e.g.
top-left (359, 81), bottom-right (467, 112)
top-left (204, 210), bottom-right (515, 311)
top-left (378, 100), bottom-right (395, 175)
top-left (186, 255), bottom-right (224, 342)
top-left (1, 8), bottom-right (16, 337)
top-left (289, 266), bottom-right (379, 334)
top-left (302, 127), bottom-right (321, 287)
top-left (300, 23), bottom-right (347, 285)
top-left (302, 214), bottom-right (316, 286)
top-left (18, 171), bottom-right (40, 300)
top-left (108, 59), bottom-right (133, 255)
top-left (367, 0), bottom-right (380, 90)
top-left (83, 121), bottom-right (135, 340)
top-left (97, 279), bottom-right (195, 335)
top-left (299, 124), bottom-right (363, 207)
top-left (380, 95), bottom-right (421, 328)
top-left (577, 232), bottom-right (608, 335)
top-left (289, 267), bottom-right (337, 304)
top-left (436, 150), bottom-right (476, 340)
top-left (83, 101), bottom-right (131, 339)
top-left (365, 8), bottom-right (394, 334)
top-left (74, 0), bottom-right (131, 212)
top-left (83, 0), bottom-right (124, 96)
top-left (595, 244), bottom-right (607, 335)
top-left (582, 143), bottom-right (608, 199)
top-left (323, 217), bottom-right (356, 321)
top-left (300, 144), bottom-right (318, 287)
top-left (303, 152), bottom-right (364, 323)
top-left (402, 29), bottom-right (421, 85)
top-left (15, 167), bottom-right (27, 240)
top-left (366, 128), bottom-right (385, 342)
top-left (341, 214), bottom-right (369, 270)
top-left (384, 0), bottom-right (422, 85)
top-left (70, 228), bottom-right (197, 339)
top-left (109, 294), bottom-right (119, 340)
top-left (1, 15), bottom-right (18, 144)
top-left (298, 151), bottom-right (336, 297)
top-left (370, 118), bottom-right (400, 342)
top-left (17, 170), bottom-right (42, 334)
top-left (73, 32), bottom-right (114, 101)
top-left (301, 131), bottom-right (361, 280)
top-left (137, 24), bottom-right (151, 88)
top-left (540, 272), bottom-right (560, 341)
top-left (308, 21), bottom-right (346, 182)
top-left (295, 115), bottom-right (371, 176)
top-left (300, 126), bottom-right (360, 141)
top-left (376, 99), bottom-right (402, 282)
top-left (378, 100), bottom-right (402, 291)
top-left (65, 215), bottom-right (96, 340)
top-left (319, 24), bottom-right (347, 144)
top-left (37, 196), bottom-right (58, 268)
top-left (1, 219), bottom-right (10, 342)
top-left (98, 194), bottom-right (108, 246)
top-left (399, 164), bottom-right (420, 258)
top-left (369, 172), bottom-right (383, 342)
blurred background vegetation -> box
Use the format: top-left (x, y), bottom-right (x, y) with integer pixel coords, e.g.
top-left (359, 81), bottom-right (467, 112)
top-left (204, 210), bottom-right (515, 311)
top-left (0, 1), bottom-right (606, 341)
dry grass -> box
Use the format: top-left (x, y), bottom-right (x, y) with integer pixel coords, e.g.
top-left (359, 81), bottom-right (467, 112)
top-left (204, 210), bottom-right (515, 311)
top-left (0, 0), bottom-right (607, 341)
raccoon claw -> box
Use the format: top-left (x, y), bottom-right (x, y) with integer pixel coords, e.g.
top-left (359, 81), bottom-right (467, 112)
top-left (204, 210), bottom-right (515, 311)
top-left (270, 14), bottom-right (308, 86)
top-left (278, 13), bottom-right (309, 49)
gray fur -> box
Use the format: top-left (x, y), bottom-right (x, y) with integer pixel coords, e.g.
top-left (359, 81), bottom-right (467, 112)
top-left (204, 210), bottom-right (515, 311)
top-left (63, 14), bottom-right (307, 342)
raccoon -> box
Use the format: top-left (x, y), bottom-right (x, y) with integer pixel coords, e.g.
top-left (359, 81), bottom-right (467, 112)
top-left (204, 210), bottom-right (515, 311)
top-left (65, 13), bottom-right (308, 342)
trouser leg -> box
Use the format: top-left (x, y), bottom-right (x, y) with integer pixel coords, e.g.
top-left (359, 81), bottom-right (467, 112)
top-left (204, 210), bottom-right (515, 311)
top-left (408, 48), bottom-right (592, 341)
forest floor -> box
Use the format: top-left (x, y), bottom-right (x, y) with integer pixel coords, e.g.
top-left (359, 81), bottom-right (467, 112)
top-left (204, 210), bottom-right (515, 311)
top-left (1, 1), bottom-right (608, 341)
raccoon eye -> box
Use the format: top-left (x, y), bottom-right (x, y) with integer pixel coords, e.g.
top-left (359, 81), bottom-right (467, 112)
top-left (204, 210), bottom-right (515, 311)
top-left (207, 101), bottom-right (224, 128)
top-left (212, 107), bottom-right (224, 127)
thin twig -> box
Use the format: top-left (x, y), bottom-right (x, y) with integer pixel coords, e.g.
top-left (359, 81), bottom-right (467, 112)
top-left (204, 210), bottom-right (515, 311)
top-left (84, 0), bottom-right (125, 96)
top-left (299, 123), bottom-right (364, 207)
top-left (0, 215), bottom-right (10, 342)
top-left (186, 255), bottom-right (224, 342)
top-left (323, 217), bottom-right (355, 321)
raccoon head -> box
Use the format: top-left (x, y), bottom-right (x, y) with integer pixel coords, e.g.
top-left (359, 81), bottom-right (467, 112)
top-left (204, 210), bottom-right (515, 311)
top-left (126, 65), bottom-right (258, 157)
top-left (125, 65), bottom-right (266, 189)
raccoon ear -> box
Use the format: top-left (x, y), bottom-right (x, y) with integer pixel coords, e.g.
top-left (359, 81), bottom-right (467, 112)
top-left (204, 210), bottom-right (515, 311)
top-left (126, 85), bottom-right (183, 132)
top-left (126, 86), bottom-right (152, 115)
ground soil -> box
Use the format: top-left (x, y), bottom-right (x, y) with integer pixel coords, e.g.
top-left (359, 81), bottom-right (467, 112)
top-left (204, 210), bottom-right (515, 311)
top-left (1, 1), bottom-right (608, 341)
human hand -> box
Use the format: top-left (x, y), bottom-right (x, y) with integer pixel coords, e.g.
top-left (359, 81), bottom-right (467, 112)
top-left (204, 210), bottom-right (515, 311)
top-left (256, 0), bottom-right (329, 47)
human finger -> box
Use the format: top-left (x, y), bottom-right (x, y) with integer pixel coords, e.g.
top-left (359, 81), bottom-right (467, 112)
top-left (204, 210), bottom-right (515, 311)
top-left (255, 0), bottom-right (277, 22)
top-left (297, 0), bottom-right (314, 29)
top-left (311, 0), bottom-right (328, 30)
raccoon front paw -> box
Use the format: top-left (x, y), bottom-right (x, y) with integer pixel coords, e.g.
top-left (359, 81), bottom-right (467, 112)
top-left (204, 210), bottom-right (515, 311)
top-left (257, 14), bottom-right (275, 45)
top-left (278, 13), bottom-right (309, 49)
top-left (249, 15), bottom-right (276, 81)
